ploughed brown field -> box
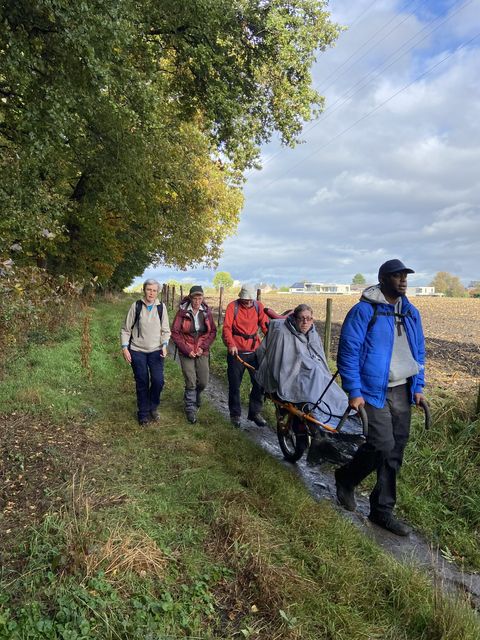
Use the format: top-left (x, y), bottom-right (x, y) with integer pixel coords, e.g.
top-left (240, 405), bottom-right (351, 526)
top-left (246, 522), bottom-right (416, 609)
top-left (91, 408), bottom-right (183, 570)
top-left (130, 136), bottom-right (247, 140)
top-left (212, 292), bottom-right (480, 392)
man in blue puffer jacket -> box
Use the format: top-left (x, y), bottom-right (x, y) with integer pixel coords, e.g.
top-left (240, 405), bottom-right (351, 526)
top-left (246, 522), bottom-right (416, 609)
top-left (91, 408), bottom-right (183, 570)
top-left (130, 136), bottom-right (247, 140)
top-left (335, 259), bottom-right (426, 536)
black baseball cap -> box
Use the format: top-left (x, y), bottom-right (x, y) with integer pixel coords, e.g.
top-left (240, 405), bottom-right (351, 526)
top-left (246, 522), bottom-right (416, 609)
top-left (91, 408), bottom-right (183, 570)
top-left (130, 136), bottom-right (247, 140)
top-left (378, 259), bottom-right (415, 280)
top-left (189, 285), bottom-right (204, 296)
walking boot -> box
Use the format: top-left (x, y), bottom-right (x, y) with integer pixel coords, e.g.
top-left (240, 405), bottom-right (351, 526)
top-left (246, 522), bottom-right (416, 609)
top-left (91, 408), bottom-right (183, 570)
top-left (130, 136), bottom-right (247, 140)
top-left (334, 468), bottom-right (357, 511)
top-left (368, 513), bottom-right (411, 536)
top-left (186, 410), bottom-right (197, 424)
top-left (248, 413), bottom-right (267, 427)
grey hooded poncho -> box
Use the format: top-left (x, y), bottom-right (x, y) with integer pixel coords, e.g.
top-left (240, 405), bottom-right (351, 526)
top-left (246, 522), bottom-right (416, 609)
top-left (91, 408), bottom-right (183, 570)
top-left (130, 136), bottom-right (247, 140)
top-left (255, 317), bottom-right (349, 425)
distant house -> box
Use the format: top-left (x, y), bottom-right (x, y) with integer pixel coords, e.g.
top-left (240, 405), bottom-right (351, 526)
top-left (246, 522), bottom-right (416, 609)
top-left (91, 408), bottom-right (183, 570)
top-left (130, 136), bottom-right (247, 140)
top-left (289, 281), bottom-right (351, 295)
top-left (406, 286), bottom-right (441, 297)
top-left (254, 282), bottom-right (274, 293)
top-left (350, 283), bottom-right (373, 293)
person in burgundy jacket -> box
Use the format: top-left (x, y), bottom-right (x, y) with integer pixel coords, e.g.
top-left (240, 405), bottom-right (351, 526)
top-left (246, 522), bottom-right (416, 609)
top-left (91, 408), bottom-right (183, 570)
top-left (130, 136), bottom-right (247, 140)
top-left (222, 285), bottom-right (269, 427)
top-left (171, 285), bottom-right (217, 423)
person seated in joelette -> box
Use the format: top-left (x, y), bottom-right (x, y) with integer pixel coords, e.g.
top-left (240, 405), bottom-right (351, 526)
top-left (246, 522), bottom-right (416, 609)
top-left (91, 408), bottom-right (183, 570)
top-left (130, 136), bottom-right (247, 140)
top-left (255, 303), bottom-right (348, 424)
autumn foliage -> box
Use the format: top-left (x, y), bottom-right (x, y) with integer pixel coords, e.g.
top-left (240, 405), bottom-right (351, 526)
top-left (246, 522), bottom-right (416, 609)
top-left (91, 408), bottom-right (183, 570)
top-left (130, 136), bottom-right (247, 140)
top-left (0, 0), bottom-right (339, 289)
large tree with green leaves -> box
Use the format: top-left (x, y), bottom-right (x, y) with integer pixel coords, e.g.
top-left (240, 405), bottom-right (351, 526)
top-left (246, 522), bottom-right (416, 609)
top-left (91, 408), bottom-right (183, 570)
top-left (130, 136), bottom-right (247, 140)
top-left (352, 273), bottom-right (366, 285)
top-left (0, 0), bottom-right (340, 289)
top-left (213, 271), bottom-right (234, 290)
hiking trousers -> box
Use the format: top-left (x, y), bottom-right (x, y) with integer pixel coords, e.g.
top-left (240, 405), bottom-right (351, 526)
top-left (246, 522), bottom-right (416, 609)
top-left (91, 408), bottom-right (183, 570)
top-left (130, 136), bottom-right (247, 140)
top-left (227, 351), bottom-right (264, 418)
top-left (130, 349), bottom-right (165, 421)
top-left (336, 383), bottom-right (411, 517)
top-left (179, 354), bottom-right (209, 411)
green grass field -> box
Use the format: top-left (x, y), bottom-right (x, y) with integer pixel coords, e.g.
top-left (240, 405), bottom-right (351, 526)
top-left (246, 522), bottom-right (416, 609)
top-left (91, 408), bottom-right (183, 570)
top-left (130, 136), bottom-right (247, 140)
top-left (0, 295), bottom-right (479, 639)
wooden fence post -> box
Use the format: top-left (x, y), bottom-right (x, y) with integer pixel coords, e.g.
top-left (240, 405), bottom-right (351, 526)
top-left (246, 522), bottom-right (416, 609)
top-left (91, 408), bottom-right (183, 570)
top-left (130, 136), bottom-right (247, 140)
top-left (324, 297), bottom-right (332, 360)
top-left (218, 286), bottom-right (224, 326)
top-left (256, 288), bottom-right (261, 301)
top-left (180, 285), bottom-right (183, 301)
top-left (171, 285), bottom-right (175, 309)
top-left (161, 283), bottom-right (166, 304)
top-left (166, 285), bottom-right (170, 308)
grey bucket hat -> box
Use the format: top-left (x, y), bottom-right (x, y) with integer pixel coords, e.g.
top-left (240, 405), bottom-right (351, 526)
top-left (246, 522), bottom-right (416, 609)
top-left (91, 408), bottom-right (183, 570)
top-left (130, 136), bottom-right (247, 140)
top-left (238, 284), bottom-right (256, 300)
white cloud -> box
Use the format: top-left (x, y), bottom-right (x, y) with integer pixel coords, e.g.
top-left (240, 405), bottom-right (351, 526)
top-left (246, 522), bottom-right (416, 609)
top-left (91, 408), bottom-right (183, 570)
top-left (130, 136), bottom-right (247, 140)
top-left (141, 0), bottom-right (480, 288)
top-left (308, 187), bottom-right (339, 204)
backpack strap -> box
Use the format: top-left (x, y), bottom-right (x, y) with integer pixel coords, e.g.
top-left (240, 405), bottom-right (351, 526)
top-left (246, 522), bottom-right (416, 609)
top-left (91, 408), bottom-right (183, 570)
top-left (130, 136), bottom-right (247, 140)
top-left (131, 300), bottom-right (143, 338)
top-left (233, 300), bottom-right (261, 349)
top-left (367, 304), bottom-right (379, 331)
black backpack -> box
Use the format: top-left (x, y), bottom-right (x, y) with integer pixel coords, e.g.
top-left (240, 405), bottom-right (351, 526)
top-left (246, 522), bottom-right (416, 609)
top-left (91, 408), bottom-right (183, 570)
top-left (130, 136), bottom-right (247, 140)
top-left (130, 300), bottom-right (164, 339)
top-left (367, 303), bottom-right (413, 336)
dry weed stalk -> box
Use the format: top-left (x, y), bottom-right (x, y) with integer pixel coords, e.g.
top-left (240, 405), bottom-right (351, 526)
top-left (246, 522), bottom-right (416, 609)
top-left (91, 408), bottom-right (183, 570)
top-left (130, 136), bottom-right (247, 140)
top-left (85, 525), bottom-right (168, 580)
top-left (80, 307), bottom-right (93, 378)
top-left (63, 472), bottom-right (168, 582)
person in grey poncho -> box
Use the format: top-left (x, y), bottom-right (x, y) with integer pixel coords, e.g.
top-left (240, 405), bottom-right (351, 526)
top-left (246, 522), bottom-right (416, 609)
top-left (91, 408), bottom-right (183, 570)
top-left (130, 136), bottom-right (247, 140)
top-left (255, 304), bottom-right (348, 424)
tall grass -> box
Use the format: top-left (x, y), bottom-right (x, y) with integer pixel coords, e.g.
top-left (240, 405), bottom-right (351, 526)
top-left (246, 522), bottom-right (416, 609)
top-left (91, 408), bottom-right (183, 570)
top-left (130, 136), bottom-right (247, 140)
top-left (400, 388), bottom-right (480, 568)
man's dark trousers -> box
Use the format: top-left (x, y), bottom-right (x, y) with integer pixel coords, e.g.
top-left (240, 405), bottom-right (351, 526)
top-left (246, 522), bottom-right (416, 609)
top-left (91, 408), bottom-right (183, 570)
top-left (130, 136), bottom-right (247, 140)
top-left (336, 384), bottom-right (411, 517)
top-left (227, 352), bottom-right (263, 418)
top-left (130, 349), bottom-right (165, 421)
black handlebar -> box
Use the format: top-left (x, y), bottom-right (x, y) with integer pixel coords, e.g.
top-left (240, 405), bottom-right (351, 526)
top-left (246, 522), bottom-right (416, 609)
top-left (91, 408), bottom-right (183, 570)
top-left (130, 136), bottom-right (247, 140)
top-left (336, 407), bottom-right (350, 432)
top-left (419, 397), bottom-right (431, 430)
top-left (336, 405), bottom-right (368, 437)
top-left (337, 400), bottom-right (428, 437)
top-left (358, 406), bottom-right (368, 437)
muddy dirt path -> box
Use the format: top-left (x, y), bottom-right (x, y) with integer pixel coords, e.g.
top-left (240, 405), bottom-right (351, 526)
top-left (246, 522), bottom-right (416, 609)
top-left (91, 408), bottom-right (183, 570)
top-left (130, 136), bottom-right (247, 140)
top-left (204, 373), bottom-right (480, 609)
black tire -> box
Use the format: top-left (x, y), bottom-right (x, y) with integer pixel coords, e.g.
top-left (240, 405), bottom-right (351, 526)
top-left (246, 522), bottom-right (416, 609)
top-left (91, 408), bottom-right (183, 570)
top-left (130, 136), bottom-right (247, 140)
top-left (277, 414), bottom-right (308, 463)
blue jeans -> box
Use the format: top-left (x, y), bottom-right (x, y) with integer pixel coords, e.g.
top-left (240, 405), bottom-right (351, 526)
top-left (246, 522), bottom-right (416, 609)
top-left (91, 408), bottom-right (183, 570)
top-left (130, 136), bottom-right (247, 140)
top-left (130, 349), bottom-right (165, 421)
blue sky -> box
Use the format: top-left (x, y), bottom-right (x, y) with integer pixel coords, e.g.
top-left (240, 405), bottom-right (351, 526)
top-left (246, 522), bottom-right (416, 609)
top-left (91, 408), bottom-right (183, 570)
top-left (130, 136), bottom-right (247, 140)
top-left (136, 0), bottom-right (480, 289)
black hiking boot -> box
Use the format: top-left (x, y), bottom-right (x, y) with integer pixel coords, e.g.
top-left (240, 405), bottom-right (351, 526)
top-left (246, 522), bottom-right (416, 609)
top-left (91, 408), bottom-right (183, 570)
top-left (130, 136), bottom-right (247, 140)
top-left (368, 513), bottom-right (411, 536)
top-left (186, 410), bottom-right (197, 424)
top-left (248, 413), bottom-right (267, 427)
top-left (334, 469), bottom-right (357, 512)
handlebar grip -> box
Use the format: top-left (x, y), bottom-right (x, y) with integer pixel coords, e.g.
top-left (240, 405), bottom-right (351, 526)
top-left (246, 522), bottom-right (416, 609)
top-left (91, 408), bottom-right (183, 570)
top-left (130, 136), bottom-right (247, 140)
top-left (419, 397), bottom-right (431, 430)
top-left (336, 407), bottom-right (350, 432)
top-left (359, 406), bottom-right (368, 437)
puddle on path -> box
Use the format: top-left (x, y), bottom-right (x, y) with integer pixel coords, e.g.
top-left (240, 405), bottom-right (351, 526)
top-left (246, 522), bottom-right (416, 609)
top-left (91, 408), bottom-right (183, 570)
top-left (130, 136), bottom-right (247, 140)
top-left (204, 373), bottom-right (480, 609)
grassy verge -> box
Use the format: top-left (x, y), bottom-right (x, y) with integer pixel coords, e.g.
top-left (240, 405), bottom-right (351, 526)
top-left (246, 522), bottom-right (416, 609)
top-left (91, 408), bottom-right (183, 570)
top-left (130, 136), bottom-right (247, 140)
top-left (0, 295), bottom-right (479, 639)
top-left (400, 390), bottom-right (480, 568)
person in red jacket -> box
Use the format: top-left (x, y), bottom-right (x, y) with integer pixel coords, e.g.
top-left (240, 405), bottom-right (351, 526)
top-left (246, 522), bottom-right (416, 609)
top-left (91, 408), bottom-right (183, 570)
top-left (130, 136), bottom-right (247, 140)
top-left (171, 285), bottom-right (217, 423)
top-left (222, 285), bottom-right (269, 427)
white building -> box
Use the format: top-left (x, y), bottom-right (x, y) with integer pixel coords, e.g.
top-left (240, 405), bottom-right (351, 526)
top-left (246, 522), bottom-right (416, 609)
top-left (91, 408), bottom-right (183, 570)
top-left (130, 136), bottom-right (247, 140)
top-left (407, 286), bottom-right (439, 296)
top-left (289, 281), bottom-right (351, 295)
